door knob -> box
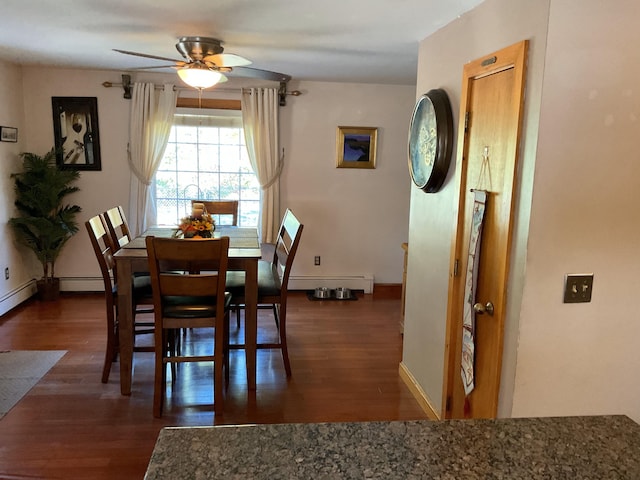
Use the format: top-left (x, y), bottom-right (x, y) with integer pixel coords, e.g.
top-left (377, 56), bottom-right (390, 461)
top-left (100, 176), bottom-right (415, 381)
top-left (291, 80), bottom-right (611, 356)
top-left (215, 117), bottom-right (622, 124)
top-left (473, 301), bottom-right (494, 316)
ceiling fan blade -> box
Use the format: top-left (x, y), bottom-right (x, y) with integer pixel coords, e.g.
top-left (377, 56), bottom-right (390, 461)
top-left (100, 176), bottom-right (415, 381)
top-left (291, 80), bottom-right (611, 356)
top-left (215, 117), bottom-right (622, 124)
top-left (129, 64), bottom-right (184, 70)
top-left (113, 49), bottom-right (183, 64)
top-left (203, 53), bottom-right (251, 67)
top-left (227, 66), bottom-right (291, 83)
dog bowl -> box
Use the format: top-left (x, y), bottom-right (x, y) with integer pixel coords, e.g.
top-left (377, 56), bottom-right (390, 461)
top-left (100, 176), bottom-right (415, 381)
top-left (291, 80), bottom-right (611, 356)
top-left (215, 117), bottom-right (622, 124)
top-left (314, 287), bottom-right (332, 299)
top-left (335, 287), bottom-right (352, 300)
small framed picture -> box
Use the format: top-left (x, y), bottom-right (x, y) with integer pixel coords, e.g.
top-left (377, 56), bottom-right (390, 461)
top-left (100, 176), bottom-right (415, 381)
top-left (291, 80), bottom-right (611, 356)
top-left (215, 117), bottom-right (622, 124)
top-left (0, 126), bottom-right (18, 143)
top-left (51, 97), bottom-right (102, 171)
top-left (336, 126), bottom-right (377, 169)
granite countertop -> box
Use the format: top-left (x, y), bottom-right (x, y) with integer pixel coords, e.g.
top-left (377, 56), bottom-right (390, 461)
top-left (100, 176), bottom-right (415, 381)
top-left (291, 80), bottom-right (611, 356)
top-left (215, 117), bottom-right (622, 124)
top-left (144, 415), bottom-right (640, 479)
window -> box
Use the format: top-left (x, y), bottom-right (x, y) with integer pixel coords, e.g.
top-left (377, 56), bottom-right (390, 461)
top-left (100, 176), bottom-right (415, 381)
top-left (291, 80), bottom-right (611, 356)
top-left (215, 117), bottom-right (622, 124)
top-left (154, 110), bottom-right (259, 227)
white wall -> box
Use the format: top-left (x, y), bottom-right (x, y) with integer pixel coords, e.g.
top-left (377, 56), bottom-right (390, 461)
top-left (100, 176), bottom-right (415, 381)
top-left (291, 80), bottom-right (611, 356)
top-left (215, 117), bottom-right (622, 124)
top-left (0, 61), bottom-right (39, 314)
top-left (0, 67), bottom-right (414, 308)
top-left (402, 0), bottom-right (549, 416)
top-left (280, 81), bottom-right (415, 286)
top-left (20, 68), bottom-right (133, 286)
top-left (0, 62), bottom-right (23, 274)
top-left (512, 0), bottom-right (640, 422)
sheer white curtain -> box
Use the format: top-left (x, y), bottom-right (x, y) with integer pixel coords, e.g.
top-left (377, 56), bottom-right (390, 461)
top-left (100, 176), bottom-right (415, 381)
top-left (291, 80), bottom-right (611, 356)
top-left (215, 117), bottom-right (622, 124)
top-left (241, 88), bottom-right (282, 243)
top-left (127, 83), bottom-right (178, 236)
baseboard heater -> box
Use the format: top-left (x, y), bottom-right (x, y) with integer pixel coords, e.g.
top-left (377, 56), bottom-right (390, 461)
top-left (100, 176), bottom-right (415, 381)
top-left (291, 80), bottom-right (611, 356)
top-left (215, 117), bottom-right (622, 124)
top-left (56, 275), bottom-right (376, 295)
top-left (58, 277), bottom-right (104, 292)
top-left (0, 280), bottom-right (38, 316)
top-left (288, 275), bottom-right (374, 294)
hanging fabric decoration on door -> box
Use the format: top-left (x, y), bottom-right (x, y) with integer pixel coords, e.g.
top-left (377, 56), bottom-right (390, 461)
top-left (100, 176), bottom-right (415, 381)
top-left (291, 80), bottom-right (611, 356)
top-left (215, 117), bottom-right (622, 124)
top-left (461, 189), bottom-right (487, 396)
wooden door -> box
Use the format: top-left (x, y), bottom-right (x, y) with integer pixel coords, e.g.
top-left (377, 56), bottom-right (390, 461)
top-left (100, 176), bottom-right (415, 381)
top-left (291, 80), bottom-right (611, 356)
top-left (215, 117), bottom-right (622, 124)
top-left (443, 41), bottom-right (528, 419)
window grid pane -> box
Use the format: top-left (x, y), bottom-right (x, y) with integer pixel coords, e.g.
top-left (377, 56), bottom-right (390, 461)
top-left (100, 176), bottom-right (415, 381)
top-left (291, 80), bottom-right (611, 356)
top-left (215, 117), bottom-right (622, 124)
top-left (155, 124), bottom-right (257, 227)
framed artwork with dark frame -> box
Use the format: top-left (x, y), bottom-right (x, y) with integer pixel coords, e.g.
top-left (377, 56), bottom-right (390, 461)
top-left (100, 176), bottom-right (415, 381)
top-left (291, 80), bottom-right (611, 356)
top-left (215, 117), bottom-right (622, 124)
top-left (51, 96), bottom-right (102, 170)
top-left (0, 126), bottom-right (18, 143)
top-left (336, 126), bottom-right (377, 169)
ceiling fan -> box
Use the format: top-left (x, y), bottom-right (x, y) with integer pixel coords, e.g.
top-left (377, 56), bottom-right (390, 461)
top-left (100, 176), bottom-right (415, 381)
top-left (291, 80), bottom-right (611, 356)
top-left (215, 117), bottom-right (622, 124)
top-left (114, 36), bottom-right (291, 89)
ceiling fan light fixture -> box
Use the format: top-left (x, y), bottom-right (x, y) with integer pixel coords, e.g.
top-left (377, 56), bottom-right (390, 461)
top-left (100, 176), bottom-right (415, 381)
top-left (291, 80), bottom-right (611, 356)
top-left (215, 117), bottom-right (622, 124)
top-left (177, 65), bottom-right (223, 89)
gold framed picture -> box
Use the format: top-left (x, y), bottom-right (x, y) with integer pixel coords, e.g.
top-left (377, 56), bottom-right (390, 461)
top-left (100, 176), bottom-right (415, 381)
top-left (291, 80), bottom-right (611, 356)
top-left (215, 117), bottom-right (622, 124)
top-left (336, 126), bottom-right (377, 169)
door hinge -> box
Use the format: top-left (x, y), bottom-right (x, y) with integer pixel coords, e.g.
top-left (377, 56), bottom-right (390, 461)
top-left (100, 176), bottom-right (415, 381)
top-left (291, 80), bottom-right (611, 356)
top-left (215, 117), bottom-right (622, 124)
top-left (446, 395), bottom-right (452, 412)
top-left (464, 112), bottom-right (470, 132)
top-left (453, 259), bottom-right (460, 277)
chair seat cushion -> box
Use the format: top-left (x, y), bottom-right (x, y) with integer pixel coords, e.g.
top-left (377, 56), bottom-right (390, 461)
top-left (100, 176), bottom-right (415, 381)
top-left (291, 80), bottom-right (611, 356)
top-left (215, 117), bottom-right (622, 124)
top-left (113, 274), bottom-right (153, 299)
top-left (225, 260), bottom-right (281, 297)
top-left (132, 274), bottom-right (153, 296)
top-left (162, 292), bottom-right (232, 318)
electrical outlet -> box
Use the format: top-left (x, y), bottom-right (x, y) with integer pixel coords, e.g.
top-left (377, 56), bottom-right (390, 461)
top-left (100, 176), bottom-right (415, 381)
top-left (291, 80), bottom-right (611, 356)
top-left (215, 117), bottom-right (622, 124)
top-left (314, 256), bottom-right (321, 266)
top-left (563, 274), bottom-right (593, 303)
top-left (4, 267), bottom-right (9, 280)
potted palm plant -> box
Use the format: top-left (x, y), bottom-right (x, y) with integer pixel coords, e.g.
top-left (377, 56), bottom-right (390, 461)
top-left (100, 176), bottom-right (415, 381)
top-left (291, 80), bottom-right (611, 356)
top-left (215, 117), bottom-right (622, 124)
top-left (9, 148), bottom-right (82, 301)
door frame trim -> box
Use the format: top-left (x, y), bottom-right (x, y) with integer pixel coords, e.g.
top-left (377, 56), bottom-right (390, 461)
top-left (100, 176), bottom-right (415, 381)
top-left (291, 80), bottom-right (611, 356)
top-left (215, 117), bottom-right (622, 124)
top-left (441, 40), bottom-right (529, 419)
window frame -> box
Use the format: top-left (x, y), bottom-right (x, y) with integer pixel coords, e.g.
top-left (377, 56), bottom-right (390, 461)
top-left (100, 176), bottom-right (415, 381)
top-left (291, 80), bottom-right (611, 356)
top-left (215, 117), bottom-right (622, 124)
top-left (154, 103), bottom-right (259, 227)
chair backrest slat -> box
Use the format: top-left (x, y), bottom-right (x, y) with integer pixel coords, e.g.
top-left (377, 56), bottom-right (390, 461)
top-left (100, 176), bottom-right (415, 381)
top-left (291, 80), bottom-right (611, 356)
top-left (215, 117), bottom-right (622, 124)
top-left (104, 206), bottom-right (133, 251)
top-left (159, 273), bottom-right (220, 297)
top-left (191, 200), bottom-right (239, 226)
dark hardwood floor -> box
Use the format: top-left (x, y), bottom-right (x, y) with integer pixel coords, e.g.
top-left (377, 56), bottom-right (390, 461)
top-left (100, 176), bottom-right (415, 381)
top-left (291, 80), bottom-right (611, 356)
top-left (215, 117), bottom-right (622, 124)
top-left (0, 292), bottom-right (427, 479)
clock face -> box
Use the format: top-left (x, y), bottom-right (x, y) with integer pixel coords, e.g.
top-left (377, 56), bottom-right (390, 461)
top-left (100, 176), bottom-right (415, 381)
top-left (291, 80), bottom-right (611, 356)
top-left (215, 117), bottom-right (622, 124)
top-left (409, 96), bottom-right (437, 188)
top-left (408, 89), bottom-right (454, 193)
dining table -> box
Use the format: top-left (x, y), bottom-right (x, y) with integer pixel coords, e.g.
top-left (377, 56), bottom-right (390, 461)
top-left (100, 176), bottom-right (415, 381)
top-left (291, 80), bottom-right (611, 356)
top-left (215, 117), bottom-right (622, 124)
top-left (113, 225), bottom-right (262, 395)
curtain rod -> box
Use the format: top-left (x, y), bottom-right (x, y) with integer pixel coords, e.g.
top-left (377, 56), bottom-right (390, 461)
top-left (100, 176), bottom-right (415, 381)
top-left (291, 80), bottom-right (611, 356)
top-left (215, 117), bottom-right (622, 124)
top-left (101, 74), bottom-right (301, 106)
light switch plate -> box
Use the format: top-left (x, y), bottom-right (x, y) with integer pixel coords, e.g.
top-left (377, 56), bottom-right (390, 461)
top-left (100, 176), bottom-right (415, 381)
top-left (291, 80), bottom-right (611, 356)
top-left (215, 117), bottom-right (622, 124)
top-left (563, 274), bottom-right (594, 303)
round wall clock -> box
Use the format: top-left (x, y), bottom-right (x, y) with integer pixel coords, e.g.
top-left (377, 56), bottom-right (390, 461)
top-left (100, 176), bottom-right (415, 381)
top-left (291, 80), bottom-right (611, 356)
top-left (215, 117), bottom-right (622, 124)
top-left (408, 88), bottom-right (454, 193)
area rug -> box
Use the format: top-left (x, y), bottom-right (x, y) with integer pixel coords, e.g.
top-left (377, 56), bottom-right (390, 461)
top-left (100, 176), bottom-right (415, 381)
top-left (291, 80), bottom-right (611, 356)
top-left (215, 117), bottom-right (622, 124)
top-left (0, 350), bottom-right (66, 419)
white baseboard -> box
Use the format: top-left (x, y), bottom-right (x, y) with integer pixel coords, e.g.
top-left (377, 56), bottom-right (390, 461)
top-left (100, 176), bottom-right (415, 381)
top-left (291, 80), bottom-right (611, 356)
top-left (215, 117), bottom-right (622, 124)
top-left (288, 275), bottom-right (374, 294)
top-left (0, 280), bottom-right (38, 316)
top-left (399, 361), bottom-right (441, 420)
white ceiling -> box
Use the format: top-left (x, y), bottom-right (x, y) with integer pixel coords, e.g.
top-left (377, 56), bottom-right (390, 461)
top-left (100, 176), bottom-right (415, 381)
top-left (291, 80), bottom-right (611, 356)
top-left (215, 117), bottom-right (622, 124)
top-left (1, 0), bottom-right (483, 86)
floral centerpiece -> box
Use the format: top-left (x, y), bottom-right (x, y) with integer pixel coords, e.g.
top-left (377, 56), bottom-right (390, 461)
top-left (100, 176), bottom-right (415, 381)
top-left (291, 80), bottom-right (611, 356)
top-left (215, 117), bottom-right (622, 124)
top-left (178, 204), bottom-right (215, 238)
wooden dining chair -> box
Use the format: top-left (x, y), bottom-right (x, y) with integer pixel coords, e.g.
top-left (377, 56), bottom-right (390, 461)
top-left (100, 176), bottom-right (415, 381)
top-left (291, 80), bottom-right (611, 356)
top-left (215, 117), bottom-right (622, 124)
top-left (225, 208), bottom-right (303, 376)
top-left (103, 205), bottom-right (155, 336)
top-left (85, 214), bottom-right (154, 383)
top-left (191, 200), bottom-right (239, 226)
top-left (146, 236), bottom-right (231, 417)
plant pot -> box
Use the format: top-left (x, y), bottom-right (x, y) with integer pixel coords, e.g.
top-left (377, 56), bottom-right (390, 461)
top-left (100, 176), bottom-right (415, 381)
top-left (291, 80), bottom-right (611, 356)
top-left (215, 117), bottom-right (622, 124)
top-left (37, 278), bottom-right (60, 302)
